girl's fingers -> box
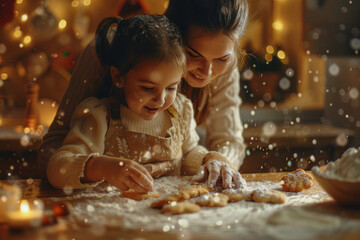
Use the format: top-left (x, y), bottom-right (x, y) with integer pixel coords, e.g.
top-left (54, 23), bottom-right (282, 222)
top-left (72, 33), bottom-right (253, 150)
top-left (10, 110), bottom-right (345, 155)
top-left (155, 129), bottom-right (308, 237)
top-left (207, 160), bottom-right (221, 188)
top-left (116, 180), bottom-right (130, 192)
top-left (135, 163), bottom-right (154, 183)
top-left (221, 166), bottom-right (233, 189)
top-left (124, 175), bottom-right (151, 193)
top-left (129, 169), bottom-right (154, 192)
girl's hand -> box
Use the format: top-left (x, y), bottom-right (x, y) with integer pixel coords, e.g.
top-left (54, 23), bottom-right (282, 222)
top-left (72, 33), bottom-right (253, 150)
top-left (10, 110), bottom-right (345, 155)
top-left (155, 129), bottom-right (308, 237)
top-left (144, 160), bottom-right (176, 178)
top-left (84, 156), bottom-right (154, 193)
top-left (192, 152), bottom-right (247, 189)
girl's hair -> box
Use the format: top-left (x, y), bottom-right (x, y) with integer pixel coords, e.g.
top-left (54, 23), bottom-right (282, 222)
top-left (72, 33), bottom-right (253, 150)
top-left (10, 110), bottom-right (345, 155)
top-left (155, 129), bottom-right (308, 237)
top-left (166, 0), bottom-right (249, 124)
top-left (95, 15), bottom-right (186, 102)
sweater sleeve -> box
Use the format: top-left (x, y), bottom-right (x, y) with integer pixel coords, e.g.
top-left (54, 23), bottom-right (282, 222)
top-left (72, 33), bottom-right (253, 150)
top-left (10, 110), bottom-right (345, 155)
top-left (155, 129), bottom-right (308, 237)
top-left (204, 68), bottom-right (246, 170)
top-left (38, 39), bottom-right (107, 178)
top-left (176, 94), bottom-right (209, 176)
top-left (46, 97), bottom-right (108, 189)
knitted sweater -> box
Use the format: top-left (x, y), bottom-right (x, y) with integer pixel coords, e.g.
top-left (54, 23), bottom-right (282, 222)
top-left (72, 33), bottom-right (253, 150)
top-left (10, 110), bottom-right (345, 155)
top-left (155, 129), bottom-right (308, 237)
top-left (38, 40), bottom-right (246, 177)
top-left (47, 94), bottom-right (208, 189)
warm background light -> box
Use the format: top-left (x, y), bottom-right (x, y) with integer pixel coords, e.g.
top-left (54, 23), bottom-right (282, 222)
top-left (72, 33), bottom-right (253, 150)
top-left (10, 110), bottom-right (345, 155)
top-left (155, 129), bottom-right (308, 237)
top-left (272, 21), bottom-right (284, 31)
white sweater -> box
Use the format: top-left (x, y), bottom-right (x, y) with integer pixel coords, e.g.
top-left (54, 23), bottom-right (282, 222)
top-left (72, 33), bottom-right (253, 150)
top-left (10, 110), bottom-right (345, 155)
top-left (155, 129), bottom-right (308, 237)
top-left (47, 94), bottom-right (208, 189)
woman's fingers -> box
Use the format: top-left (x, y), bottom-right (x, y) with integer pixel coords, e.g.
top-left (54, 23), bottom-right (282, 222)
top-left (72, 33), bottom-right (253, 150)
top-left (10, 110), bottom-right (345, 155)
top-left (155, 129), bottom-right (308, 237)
top-left (192, 165), bottom-right (207, 182)
top-left (207, 160), bottom-right (221, 188)
top-left (233, 172), bottom-right (247, 189)
top-left (221, 166), bottom-right (233, 189)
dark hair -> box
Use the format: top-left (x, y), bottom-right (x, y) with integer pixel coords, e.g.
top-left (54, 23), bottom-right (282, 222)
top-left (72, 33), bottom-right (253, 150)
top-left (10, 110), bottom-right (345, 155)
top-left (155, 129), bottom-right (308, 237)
top-left (95, 15), bottom-right (186, 75)
top-left (166, 0), bottom-right (248, 42)
top-left (166, 0), bottom-right (249, 124)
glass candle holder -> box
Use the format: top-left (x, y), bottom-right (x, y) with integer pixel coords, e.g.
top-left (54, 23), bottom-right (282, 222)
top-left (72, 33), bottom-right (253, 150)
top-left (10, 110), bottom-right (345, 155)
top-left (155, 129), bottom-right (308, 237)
top-left (0, 182), bottom-right (22, 223)
top-left (6, 199), bottom-right (44, 228)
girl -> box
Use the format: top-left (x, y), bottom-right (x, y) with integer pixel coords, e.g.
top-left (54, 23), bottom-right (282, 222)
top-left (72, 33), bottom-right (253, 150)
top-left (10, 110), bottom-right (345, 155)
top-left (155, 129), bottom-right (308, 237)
top-left (47, 15), bottom-right (241, 192)
top-left (40, 0), bottom-right (249, 189)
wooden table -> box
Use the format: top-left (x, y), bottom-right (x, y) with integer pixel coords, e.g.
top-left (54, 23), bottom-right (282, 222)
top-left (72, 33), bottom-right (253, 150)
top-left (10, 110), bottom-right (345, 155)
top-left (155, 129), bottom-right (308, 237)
top-left (1, 172), bottom-right (360, 240)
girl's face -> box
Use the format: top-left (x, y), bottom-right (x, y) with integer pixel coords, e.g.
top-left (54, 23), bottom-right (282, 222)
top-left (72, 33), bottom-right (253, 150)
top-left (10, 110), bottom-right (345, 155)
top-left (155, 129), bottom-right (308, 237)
top-left (184, 26), bottom-right (235, 88)
top-left (115, 60), bottom-right (182, 120)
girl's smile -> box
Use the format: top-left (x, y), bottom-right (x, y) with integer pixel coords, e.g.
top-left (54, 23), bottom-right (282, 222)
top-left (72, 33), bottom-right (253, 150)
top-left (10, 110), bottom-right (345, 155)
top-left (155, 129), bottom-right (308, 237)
top-left (112, 59), bottom-right (182, 120)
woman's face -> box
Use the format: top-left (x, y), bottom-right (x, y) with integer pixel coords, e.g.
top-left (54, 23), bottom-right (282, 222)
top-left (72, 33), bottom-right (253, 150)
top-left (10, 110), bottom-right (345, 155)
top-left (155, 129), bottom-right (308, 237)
top-left (184, 26), bottom-right (235, 88)
top-left (114, 60), bottom-right (182, 120)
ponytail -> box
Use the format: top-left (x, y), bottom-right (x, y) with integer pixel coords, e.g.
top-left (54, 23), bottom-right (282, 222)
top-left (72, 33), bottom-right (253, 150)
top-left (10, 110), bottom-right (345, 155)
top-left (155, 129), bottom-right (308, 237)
top-left (95, 17), bottom-right (123, 67)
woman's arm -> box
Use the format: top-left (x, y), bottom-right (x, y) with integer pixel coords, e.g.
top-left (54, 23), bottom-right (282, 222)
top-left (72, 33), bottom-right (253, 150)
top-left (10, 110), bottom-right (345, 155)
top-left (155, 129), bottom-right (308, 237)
top-left (177, 94), bottom-right (209, 176)
top-left (38, 39), bottom-right (107, 178)
top-left (204, 68), bottom-right (246, 170)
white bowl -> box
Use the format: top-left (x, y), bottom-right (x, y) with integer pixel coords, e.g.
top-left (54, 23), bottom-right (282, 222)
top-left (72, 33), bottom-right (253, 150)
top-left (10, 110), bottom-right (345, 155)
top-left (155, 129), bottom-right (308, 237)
top-left (312, 168), bottom-right (360, 207)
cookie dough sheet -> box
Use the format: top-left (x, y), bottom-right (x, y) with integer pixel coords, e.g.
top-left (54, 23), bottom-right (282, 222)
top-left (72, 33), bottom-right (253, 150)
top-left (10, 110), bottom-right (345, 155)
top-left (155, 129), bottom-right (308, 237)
top-left (58, 176), bottom-right (360, 240)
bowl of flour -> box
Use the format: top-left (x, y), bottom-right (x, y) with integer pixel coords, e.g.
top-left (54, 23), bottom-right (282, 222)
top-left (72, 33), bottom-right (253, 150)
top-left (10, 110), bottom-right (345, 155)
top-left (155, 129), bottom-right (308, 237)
top-left (312, 147), bottom-right (360, 207)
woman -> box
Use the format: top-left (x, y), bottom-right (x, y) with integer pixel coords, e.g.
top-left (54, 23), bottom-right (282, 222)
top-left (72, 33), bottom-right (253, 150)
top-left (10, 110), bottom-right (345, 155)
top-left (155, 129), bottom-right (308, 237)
top-left (39, 0), bottom-right (248, 188)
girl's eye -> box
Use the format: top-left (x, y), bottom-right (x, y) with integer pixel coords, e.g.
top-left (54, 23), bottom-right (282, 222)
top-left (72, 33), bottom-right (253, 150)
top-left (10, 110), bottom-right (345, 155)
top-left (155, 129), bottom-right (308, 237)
top-left (141, 86), bottom-right (154, 91)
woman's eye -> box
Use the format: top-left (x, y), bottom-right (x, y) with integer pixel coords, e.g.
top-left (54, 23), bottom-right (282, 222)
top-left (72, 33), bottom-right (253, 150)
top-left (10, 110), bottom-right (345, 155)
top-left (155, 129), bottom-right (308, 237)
top-left (167, 87), bottom-right (177, 91)
top-left (187, 51), bottom-right (200, 58)
top-left (217, 56), bottom-right (231, 62)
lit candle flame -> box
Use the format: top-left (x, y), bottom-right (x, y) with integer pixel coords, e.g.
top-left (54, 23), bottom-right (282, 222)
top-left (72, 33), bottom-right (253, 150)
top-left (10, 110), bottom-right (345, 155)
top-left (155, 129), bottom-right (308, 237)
top-left (20, 200), bottom-right (30, 213)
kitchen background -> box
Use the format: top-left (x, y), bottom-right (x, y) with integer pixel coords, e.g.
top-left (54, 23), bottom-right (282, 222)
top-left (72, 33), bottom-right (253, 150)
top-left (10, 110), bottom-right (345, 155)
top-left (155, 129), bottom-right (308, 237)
top-left (0, 0), bottom-right (359, 178)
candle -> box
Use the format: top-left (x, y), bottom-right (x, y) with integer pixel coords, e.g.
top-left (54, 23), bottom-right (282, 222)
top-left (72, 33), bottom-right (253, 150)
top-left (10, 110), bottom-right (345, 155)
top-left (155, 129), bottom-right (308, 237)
top-left (6, 199), bottom-right (44, 228)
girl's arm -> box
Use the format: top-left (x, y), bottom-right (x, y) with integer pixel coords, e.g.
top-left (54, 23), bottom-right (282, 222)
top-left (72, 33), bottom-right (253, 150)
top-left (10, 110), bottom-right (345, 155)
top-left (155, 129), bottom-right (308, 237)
top-left (46, 97), bottom-right (153, 192)
top-left (38, 39), bottom-right (107, 178)
top-left (46, 97), bottom-right (109, 189)
top-left (204, 67), bottom-right (246, 170)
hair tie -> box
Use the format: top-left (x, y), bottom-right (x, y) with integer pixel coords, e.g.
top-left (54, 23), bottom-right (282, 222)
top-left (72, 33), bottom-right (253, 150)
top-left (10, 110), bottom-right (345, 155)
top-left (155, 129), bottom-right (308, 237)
top-left (106, 17), bottom-right (123, 45)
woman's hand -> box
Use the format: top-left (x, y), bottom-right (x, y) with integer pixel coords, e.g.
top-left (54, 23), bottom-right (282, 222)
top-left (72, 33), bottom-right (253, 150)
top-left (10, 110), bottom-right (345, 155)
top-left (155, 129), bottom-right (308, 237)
top-left (144, 160), bottom-right (176, 178)
top-left (192, 152), bottom-right (247, 189)
top-left (84, 156), bottom-right (154, 193)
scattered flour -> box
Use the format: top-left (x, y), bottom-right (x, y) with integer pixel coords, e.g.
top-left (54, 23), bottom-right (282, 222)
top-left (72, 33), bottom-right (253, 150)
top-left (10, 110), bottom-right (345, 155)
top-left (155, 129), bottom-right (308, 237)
top-left (53, 176), bottom-right (360, 240)
top-left (312, 147), bottom-right (360, 182)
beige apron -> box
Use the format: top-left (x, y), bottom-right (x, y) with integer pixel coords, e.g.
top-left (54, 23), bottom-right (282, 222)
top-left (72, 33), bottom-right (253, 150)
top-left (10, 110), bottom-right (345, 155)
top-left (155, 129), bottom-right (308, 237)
top-left (103, 102), bottom-right (184, 175)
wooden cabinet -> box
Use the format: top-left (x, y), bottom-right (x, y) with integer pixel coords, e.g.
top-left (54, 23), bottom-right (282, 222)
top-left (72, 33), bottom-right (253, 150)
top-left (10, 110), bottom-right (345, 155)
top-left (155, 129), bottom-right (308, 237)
top-left (240, 124), bottom-right (355, 173)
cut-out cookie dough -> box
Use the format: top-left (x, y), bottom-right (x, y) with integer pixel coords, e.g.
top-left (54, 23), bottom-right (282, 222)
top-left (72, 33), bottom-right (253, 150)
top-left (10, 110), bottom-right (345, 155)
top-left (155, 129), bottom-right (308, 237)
top-left (195, 193), bottom-right (229, 207)
top-left (151, 185), bottom-right (209, 208)
top-left (222, 188), bottom-right (253, 202)
top-left (121, 190), bottom-right (161, 201)
top-left (281, 169), bottom-right (313, 192)
top-left (252, 189), bottom-right (286, 204)
top-left (161, 201), bottom-right (201, 215)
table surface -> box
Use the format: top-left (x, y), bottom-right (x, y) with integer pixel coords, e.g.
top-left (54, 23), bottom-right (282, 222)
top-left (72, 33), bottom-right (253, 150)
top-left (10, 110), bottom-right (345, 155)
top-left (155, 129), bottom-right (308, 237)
top-left (1, 171), bottom-right (360, 240)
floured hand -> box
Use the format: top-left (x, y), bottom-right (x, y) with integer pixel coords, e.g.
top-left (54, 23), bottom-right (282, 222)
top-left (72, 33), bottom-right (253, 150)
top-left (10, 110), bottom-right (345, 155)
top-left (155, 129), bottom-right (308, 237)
top-left (192, 152), bottom-right (247, 189)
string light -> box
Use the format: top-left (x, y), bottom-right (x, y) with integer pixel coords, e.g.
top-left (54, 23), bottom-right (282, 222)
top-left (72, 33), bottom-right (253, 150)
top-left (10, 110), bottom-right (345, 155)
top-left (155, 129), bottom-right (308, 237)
top-left (266, 45), bottom-right (274, 54)
top-left (0, 73), bottom-right (8, 80)
top-left (23, 35), bottom-right (32, 45)
top-left (71, 0), bottom-right (80, 8)
top-left (277, 50), bottom-right (286, 59)
top-left (21, 14), bottom-right (28, 22)
top-left (83, 0), bottom-right (92, 6)
top-left (58, 19), bottom-right (67, 29)
top-left (272, 21), bottom-right (284, 31)
top-left (13, 26), bottom-right (22, 38)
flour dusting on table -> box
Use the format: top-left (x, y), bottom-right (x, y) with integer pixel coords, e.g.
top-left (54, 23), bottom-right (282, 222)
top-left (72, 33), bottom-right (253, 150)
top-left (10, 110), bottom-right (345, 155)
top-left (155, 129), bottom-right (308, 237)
top-left (55, 176), bottom-right (360, 240)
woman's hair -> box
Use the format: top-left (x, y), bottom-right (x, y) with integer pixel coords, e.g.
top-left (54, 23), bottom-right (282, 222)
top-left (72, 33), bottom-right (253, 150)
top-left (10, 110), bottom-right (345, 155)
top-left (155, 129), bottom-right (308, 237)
top-left (166, 0), bottom-right (249, 124)
top-left (95, 15), bottom-right (186, 101)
